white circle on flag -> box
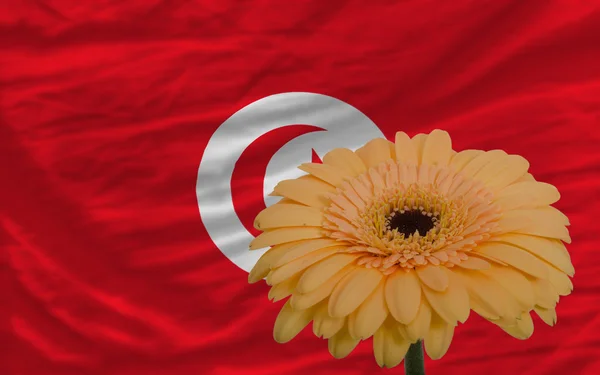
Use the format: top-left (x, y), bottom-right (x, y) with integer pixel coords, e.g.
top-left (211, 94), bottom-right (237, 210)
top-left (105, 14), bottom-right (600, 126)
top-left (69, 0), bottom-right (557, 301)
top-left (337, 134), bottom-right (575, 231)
top-left (196, 92), bottom-right (384, 273)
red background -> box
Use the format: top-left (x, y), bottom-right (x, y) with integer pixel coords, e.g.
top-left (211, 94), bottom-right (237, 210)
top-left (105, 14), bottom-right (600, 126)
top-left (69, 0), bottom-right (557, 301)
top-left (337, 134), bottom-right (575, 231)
top-left (2, 1), bottom-right (600, 374)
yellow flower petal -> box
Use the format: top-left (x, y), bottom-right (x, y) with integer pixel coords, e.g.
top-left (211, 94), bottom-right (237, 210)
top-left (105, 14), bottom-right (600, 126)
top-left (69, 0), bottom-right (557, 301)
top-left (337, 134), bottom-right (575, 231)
top-left (456, 256), bottom-right (491, 270)
top-left (475, 242), bottom-right (549, 279)
top-left (496, 311), bottom-right (534, 340)
top-left (290, 265), bottom-right (354, 310)
top-left (328, 326), bottom-right (360, 359)
top-left (422, 269), bottom-right (470, 324)
top-left (254, 203), bottom-right (324, 230)
top-left (485, 265), bottom-right (535, 310)
top-left (449, 149), bottom-right (483, 172)
top-left (268, 247), bottom-right (341, 285)
top-left (385, 270), bottom-right (422, 324)
top-left (394, 131), bottom-right (418, 164)
top-left (355, 138), bottom-right (393, 169)
top-left (329, 267), bottom-right (383, 317)
top-left (534, 306), bottom-right (557, 326)
top-left (416, 266), bottom-right (449, 292)
top-left (515, 172), bottom-right (536, 182)
top-left (404, 302), bottom-right (432, 342)
top-left (268, 273), bottom-right (301, 302)
top-left (298, 162), bottom-right (349, 187)
top-left (489, 233), bottom-right (574, 276)
top-left (546, 264), bottom-right (573, 296)
top-left (422, 130), bottom-right (452, 167)
top-left (271, 176), bottom-right (336, 208)
top-left (248, 241), bottom-right (303, 283)
top-left (351, 280), bottom-right (388, 339)
top-left (313, 301), bottom-right (345, 339)
top-left (322, 147), bottom-right (368, 177)
top-left (296, 253), bottom-right (359, 293)
top-left (493, 181), bottom-right (560, 210)
top-left (461, 150), bottom-right (506, 178)
top-left (474, 154), bottom-right (529, 191)
top-left (273, 238), bottom-right (340, 268)
top-left (455, 269), bottom-right (521, 320)
top-left (531, 277), bottom-right (559, 309)
top-left (250, 227), bottom-right (325, 250)
top-left (496, 207), bottom-right (571, 243)
top-left (470, 297), bottom-right (499, 320)
top-left (424, 313), bottom-right (455, 360)
top-left (374, 320), bottom-right (411, 368)
top-left (411, 133), bottom-right (427, 164)
top-left (273, 300), bottom-right (316, 343)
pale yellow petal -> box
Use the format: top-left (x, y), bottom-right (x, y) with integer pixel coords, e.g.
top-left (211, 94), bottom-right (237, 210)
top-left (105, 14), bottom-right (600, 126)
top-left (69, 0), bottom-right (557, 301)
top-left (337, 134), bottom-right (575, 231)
top-left (322, 147), bottom-right (368, 177)
top-left (422, 129), bottom-right (452, 167)
top-left (313, 301), bottom-right (345, 339)
top-left (355, 138), bottom-right (393, 169)
top-left (374, 320), bottom-right (411, 368)
top-left (296, 253), bottom-right (359, 293)
top-left (454, 269), bottom-right (521, 320)
top-left (274, 238), bottom-right (340, 268)
top-left (250, 227), bottom-right (325, 250)
top-left (461, 150), bottom-right (506, 178)
top-left (268, 247), bottom-right (340, 285)
top-left (271, 176), bottom-right (336, 208)
top-left (424, 313), bottom-right (454, 360)
top-left (268, 273), bottom-right (301, 302)
top-left (351, 280), bottom-right (388, 339)
top-left (473, 154), bottom-right (529, 191)
top-left (489, 233), bottom-right (574, 276)
top-left (368, 168), bottom-right (386, 194)
top-left (416, 266), bottom-right (449, 292)
top-left (329, 267), bottom-right (383, 317)
top-left (253, 203), bottom-right (323, 230)
top-left (396, 323), bottom-right (410, 341)
top-left (497, 311), bottom-right (534, 340)
top-left (449, 150), bottom-right (483, 173)
top-left (531, 277), bottom-right (558, 309)
top-left (534, 306), bottom-right (557, 326)
top-left (456, 256), bottom-right (491, 270)
top-left (546, 264), bottom-right (573, 296)
top-left (496, 208), bottom-right (571, 243)
top-left (328, 326), bottom-right (360, 359)
top-left (411, 133), bottom-right (427, 164)
top-left (515, 173), bottom-right (536, 182)
top-left (493, 181), bottom-right (560, 210)
top-left (485, 265), bottom-right (535, 310)
top-left (394, 131), bottom-right (418, 164)
top-left (385, 270), bottom-right (422, 324)
top-left (298, 163), bottom-right (349, 187)
top-left (470, 297), bottom-right (499, 320)
top-left (290, 266), bottom-right (354, 310)
top-left (273, 300), bottom-right (316, 343)
top-left (248, 241), bottom-right (304, 283)
top-left (475, 242), bottom-right (549, 279)
top-left (422, 269), bottom-right (470, 324)
top-left (404, 302), bottom-right (432, 342)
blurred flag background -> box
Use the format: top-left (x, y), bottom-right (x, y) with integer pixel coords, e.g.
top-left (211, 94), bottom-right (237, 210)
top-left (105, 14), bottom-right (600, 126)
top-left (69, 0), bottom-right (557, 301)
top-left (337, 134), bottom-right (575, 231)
top-left (1, 1), bottom-right (600, 374)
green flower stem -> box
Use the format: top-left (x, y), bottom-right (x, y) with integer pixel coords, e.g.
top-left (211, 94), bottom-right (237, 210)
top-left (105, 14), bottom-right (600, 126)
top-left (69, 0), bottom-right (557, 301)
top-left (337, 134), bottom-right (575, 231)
top-left (404, 340), bottom-right (426, 375)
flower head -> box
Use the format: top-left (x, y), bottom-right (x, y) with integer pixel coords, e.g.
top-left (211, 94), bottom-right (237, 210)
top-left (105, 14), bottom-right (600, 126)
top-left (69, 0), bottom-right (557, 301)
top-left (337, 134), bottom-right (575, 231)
top-left (248, 130), bottom-right (574, 368)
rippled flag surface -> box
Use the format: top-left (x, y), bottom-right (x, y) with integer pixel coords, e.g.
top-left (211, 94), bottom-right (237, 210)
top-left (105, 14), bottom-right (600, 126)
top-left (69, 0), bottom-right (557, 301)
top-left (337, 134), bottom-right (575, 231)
top-left (1, 1), bottom-right (600, 375)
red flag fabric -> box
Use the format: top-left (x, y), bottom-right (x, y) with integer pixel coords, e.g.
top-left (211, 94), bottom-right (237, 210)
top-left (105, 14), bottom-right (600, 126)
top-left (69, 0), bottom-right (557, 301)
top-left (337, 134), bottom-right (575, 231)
top-left (2, 1), bottom-right (600, 375)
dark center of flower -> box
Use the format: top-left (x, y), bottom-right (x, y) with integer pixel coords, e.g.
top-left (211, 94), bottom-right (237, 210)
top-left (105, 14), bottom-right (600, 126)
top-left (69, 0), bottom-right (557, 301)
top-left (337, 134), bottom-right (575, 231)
top-left (386, 210), bottom-right (435, 237)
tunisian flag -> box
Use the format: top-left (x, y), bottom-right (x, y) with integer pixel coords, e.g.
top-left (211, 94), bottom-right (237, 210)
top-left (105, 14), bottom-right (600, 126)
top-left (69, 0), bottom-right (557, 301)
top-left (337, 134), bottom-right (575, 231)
top-left (2, 1), bottom-right (599, 374)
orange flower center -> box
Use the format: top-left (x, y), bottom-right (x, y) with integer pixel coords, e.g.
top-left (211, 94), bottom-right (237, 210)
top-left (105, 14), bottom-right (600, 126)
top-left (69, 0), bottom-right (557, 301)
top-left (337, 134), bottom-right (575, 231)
top-left (322, 160), bottom-right (502, 274)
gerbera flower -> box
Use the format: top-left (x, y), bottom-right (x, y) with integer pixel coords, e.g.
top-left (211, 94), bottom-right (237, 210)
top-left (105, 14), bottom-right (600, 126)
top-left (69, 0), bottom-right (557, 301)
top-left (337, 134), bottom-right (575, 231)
top-left (248, 129), bottom-right (574, 369)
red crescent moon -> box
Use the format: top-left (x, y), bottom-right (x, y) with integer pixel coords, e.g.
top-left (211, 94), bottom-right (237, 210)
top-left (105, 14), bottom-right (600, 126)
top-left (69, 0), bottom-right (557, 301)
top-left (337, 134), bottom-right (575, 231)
top-left (231, 125), bottom-right (325, 237)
